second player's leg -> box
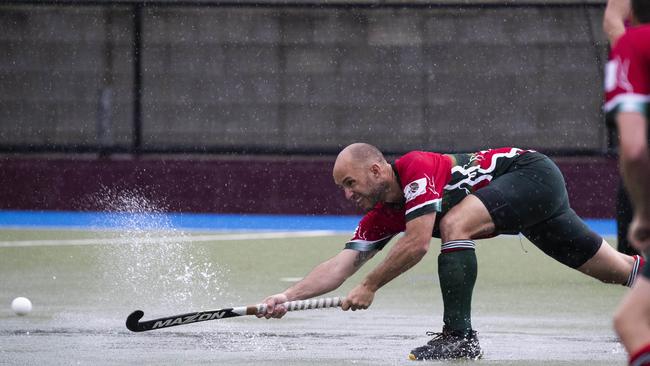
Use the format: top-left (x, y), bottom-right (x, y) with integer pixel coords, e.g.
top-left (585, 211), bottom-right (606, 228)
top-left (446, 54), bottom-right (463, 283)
top-left (614, 276), bottom-right (650, 355)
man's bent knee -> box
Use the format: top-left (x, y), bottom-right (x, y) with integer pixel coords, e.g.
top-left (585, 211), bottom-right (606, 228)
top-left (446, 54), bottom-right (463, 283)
top-left (440, 196), bottom-right (495, 242)
top-left (440, 212), bottom-right (467, 241)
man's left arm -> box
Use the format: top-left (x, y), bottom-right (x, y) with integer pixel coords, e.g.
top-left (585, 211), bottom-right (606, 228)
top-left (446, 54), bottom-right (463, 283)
top-left (342, 212), bottom-right (436, 310)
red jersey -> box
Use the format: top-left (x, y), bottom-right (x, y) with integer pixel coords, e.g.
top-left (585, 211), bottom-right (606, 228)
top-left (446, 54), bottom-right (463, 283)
top-left (346, 148), bottom-right (531, 251)
top-left (604, 24), bottom-right (650, 117)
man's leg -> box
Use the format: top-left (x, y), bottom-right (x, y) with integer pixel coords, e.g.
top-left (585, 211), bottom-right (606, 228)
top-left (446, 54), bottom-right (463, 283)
top-left (521, 208), bottom-right (642, 287)
top-left (412, 152), bottom-right (603, 360)
top-left (408, 195), bottom-right (491, 361)
top-left (577, 238), bottom-right (639, 285)
top-left (437, 249), bottom-right (476, 331)
top-left (432, 154), bottom-right (560, 336)
top-left (438, 195), bottom-right (495, 333)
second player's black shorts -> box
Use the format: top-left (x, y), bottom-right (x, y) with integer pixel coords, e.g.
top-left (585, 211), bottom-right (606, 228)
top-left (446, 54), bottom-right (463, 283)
top-left (473, 152), bottom-right (602, 268)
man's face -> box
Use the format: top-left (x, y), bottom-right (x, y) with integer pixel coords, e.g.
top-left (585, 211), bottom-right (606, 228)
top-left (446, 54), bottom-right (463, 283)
top-left (333, 162), bottom-right (387, 212)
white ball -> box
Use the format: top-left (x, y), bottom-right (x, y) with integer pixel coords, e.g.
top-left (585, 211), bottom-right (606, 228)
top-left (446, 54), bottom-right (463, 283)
top-left (11, 297), bottom-right (32, 316)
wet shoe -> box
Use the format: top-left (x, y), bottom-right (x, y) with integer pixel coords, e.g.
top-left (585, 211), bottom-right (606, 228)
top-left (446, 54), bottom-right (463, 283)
top-left (408, 326), bottom-right (482, 360)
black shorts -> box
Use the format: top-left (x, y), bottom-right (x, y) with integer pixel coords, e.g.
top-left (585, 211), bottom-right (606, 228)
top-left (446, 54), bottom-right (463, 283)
top-left (473, 152), bottom-right (602, 268)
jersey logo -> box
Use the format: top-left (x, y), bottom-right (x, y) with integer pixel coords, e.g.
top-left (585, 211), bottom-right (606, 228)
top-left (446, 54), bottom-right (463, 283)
top-left (424, 173), bottom-right (438, 197)
top-left (605, 57), bottom-right (632, 93)
top-left (605, 59), bottom-right (618, 92)
top-left (404, 177), bottom-right (428, 203)
top-left (353, 225), bottom-right (366, 240)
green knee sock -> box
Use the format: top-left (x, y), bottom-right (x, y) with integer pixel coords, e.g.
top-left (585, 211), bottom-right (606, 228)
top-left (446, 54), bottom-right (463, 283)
top-left (438, 246), bottom-right (477, 333)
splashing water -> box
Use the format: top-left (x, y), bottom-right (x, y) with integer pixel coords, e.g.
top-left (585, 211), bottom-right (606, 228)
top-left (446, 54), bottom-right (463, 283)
top-left (91, 187), bottom-right (230, 312)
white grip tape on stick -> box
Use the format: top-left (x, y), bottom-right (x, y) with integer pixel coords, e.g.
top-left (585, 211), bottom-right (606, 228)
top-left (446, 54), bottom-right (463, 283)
top-left (285, 296), bottom-right (342, 311)
top-left (258, 296), bottom-right (342, 314)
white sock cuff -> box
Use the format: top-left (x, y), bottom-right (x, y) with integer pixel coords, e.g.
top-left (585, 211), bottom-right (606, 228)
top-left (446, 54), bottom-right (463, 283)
top-left (626, 255), bottom-right (641, 288)
top-left (441, 240), bottom-right (476, 253)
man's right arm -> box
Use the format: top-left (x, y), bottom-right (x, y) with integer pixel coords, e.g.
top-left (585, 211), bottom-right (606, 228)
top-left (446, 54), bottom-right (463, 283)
top-left (259, 248), bottom-right (377, 318)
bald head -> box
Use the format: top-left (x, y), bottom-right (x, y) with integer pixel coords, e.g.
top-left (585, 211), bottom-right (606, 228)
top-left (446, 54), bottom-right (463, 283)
top-left (333, 143), bottom-right (396, 211)
top-left (336, 143), bottom-right (386, 168)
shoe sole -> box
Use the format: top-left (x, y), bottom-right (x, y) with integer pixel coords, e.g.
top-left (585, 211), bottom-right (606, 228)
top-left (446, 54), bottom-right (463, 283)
top-left (407, 351), bottom-right (483, 361)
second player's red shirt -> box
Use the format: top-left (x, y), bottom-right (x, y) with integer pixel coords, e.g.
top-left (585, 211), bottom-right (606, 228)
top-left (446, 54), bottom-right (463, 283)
top-left (604, 24), bottom-right (650, 117)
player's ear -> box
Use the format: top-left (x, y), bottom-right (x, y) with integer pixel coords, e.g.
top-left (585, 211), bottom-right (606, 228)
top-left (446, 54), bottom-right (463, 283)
top-left (369, 163), bottom-right (381, 177)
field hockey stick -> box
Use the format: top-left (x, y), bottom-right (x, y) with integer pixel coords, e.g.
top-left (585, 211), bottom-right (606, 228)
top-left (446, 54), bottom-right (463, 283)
top-left (126, 296), bottom-right (344, 332)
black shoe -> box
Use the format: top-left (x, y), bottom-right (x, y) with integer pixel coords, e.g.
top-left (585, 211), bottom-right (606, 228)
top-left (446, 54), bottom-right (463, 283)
top-left (408, 326), bottom-right (482, 360)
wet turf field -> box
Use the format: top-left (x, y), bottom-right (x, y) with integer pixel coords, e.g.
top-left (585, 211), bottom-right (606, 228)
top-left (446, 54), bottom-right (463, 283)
top-left (0, 228), bottom-right (628, 365)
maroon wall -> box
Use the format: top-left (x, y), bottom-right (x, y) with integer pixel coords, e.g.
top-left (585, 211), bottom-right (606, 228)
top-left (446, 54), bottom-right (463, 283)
top-left (0, 154), bottom-right (620, 218)
top-left (554, 156), bottom-right (620, 219)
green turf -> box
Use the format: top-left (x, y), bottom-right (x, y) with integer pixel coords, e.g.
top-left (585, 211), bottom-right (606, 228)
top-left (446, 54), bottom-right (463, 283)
top-left (0, 228), bottom-right (628, 365)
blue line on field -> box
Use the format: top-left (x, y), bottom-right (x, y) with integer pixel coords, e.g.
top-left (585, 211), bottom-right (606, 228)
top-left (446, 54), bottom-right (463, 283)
top-left (0, 210), bottom-right (361, 232)
top-left (0, 210), bottom-right (616, 237)
top-left (581, 218), bottom-right (616, 237)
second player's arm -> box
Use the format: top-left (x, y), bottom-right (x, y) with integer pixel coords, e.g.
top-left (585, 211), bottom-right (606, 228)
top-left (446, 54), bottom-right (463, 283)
top-left (618, 112), bottom-right (650, 250)
top-left (618, 112), bottom-right (650, 220)
top-left (603, 0), bottom-right (630, 45)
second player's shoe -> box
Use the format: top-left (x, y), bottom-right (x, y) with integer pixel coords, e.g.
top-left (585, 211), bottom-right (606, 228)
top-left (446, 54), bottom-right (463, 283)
top-left (408, 325), bottom-right (482, 361)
